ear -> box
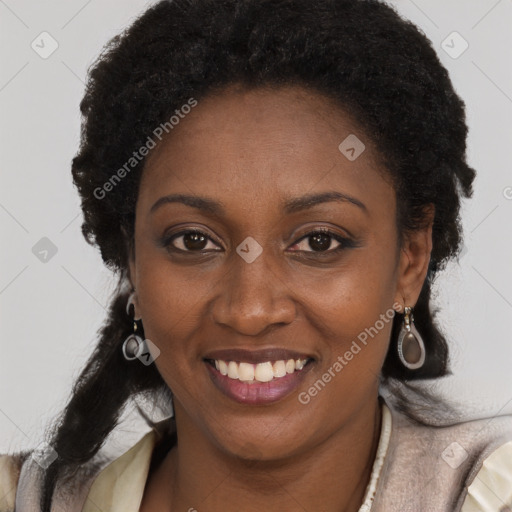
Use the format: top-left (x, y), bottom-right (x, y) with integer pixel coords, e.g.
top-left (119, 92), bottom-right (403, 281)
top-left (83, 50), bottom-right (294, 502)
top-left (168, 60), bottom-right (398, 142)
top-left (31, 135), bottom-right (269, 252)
top-left (127, 251), bottom-right (136, 292)
top-left (127, 257), bottom-right (142, 320)
top-left (393, 204), bottom-right (435, 312)
top-left (123, 226), bottom-right (141, 318)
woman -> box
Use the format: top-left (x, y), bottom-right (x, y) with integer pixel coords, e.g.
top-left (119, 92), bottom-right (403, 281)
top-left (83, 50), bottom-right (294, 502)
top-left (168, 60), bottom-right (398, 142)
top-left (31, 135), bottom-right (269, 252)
top-left (1, 0), bottom-right (511, 510)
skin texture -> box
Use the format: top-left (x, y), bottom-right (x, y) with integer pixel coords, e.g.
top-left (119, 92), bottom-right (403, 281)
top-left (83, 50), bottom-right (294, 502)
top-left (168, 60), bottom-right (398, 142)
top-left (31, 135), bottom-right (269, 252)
top-left (129, 85), bottom-right (434, 512)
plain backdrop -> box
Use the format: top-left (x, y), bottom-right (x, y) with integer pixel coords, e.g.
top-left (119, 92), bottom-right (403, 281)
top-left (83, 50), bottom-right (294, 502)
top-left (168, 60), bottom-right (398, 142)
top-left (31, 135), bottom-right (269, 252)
top-left (1, 0), bottom-right (511, 454)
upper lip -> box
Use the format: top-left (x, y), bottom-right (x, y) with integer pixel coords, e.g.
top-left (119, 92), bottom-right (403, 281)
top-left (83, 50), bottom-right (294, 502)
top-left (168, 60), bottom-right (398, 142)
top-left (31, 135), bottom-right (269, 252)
top-left (203, 348), bottom-right (315, 364)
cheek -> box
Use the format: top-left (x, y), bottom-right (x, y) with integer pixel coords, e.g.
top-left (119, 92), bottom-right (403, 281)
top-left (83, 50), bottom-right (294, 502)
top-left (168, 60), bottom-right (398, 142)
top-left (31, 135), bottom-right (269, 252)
top-left (303, 247), bottom-right (397, 331)
top-left (297, 242), bottom-right (398, 374)
top-left (133, 255), bottom-right (209, 387)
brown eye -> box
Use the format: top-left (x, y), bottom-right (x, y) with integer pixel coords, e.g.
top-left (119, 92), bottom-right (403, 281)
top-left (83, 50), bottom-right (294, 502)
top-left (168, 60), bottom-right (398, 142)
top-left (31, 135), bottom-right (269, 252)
top-left (166, 230), bottom-right (221, 252)
top-left (291, 230), bottom-right (344, 253)
top-left (182, 232), bottom-right (208, 250)
top-left (307, 232), bottom-right (337, 252)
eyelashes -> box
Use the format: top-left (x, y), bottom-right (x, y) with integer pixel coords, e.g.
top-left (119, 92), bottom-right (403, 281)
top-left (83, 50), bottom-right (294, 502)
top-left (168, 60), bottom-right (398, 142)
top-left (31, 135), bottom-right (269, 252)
top-left (161, 227), bottom-right (357, 257)
top-left (166, 230), bottom-right (220, 253)
top-left (290, 228), bottom-right (356, 254)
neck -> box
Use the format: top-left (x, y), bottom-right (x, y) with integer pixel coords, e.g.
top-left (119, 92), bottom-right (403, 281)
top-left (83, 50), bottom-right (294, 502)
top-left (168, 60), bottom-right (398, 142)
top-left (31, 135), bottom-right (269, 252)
top-left (143, 396), bottom-right (382, 512)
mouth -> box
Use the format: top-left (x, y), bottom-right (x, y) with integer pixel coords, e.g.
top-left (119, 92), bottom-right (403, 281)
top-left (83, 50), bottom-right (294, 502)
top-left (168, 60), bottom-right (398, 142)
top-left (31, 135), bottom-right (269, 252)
top-left (203, 349), bottom-right (315, 404)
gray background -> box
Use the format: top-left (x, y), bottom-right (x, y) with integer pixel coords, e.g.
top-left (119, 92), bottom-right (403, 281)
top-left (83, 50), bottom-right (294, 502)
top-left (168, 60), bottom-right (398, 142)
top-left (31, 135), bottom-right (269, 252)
top-left (1, 0), bottom-right (511, 453)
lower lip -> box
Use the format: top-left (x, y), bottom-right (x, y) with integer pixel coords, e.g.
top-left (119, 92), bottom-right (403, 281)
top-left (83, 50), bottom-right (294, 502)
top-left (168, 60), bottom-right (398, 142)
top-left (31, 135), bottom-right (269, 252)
top-left (205, 361), bottom-right (313, 405)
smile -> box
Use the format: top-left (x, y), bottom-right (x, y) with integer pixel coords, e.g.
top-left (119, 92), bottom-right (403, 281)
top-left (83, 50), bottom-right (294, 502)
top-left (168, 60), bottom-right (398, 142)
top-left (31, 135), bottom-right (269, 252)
top-left (210, 358), bottom-right (309, 383)
top-left (204, 349), bottom-right (315, 404)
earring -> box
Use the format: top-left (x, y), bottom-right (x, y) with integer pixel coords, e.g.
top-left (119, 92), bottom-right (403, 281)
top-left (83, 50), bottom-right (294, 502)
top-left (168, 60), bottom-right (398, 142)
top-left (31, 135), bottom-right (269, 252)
top-left (397, 306), bottom-right (426, 370)
top-left (122, 292), bottom-right (143, 361)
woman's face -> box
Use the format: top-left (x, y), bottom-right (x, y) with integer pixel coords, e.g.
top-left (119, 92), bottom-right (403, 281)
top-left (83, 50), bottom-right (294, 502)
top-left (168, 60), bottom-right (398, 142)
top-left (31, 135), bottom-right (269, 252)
top-left (129, 85), bottom-right (430, 460)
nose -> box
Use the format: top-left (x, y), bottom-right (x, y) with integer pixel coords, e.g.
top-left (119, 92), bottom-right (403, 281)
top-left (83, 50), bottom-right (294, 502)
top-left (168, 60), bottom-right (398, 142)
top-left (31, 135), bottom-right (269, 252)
top-left (211, 250), bottom-right (296, 336)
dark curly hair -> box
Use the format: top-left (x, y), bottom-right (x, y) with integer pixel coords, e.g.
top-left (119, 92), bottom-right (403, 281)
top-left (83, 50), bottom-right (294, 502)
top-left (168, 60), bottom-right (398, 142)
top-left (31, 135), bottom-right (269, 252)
top-left (39, 0), bottom-right (476, 508)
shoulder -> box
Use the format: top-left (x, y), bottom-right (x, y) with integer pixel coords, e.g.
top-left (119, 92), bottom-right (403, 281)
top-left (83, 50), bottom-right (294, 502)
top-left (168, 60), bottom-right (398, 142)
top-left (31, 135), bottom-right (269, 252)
top-left (461, 440), bottom-right (512, 511)
top-left (414, 411), bottom-right (512, 509)
top-left (0, 452), bottom-right (29, 512)
top-left (377, 395), bottom-right (512, 511)
top-left (1, 417), bottom-right (175, 512)
top-left (391, 403), bottom-right (512, 474)
top-left (384, 391), bottom-right (512, 459)
top-left (1, 421), bottom-right (172, 512)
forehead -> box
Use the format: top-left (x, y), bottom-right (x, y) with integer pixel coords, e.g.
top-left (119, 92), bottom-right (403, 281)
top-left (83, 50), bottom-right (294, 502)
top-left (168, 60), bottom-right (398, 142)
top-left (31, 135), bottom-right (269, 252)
top-left (138, 85), bottom-right (394, 218)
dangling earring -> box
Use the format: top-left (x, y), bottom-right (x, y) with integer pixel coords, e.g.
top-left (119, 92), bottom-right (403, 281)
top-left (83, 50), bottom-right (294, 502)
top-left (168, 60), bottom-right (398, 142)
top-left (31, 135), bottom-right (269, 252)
top-left (122, 292), bottom-right (143, 361)
top-left (397, 306), bottom-right (426, 370)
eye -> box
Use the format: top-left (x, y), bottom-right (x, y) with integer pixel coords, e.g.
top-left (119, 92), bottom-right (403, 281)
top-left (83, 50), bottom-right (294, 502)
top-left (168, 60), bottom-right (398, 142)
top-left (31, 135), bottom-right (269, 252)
top-left (165, 230), bottom-right (221, 253)
top-left (289, 229), bottom-right (353, 254)
top-left (162, 227), bottom-right (355, 256)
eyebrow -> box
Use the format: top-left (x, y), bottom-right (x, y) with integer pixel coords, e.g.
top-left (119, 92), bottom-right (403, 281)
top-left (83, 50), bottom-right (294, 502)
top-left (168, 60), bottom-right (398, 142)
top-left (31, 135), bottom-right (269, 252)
top-left (150, 191), bottom-right (367, 216)
top-left (283, 191), bottom-right (367, 214)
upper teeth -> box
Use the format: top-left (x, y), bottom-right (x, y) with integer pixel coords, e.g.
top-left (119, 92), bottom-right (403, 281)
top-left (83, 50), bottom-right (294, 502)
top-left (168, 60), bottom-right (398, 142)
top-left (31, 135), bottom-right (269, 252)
top-left (214, 358), bottom-right (308, 383)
